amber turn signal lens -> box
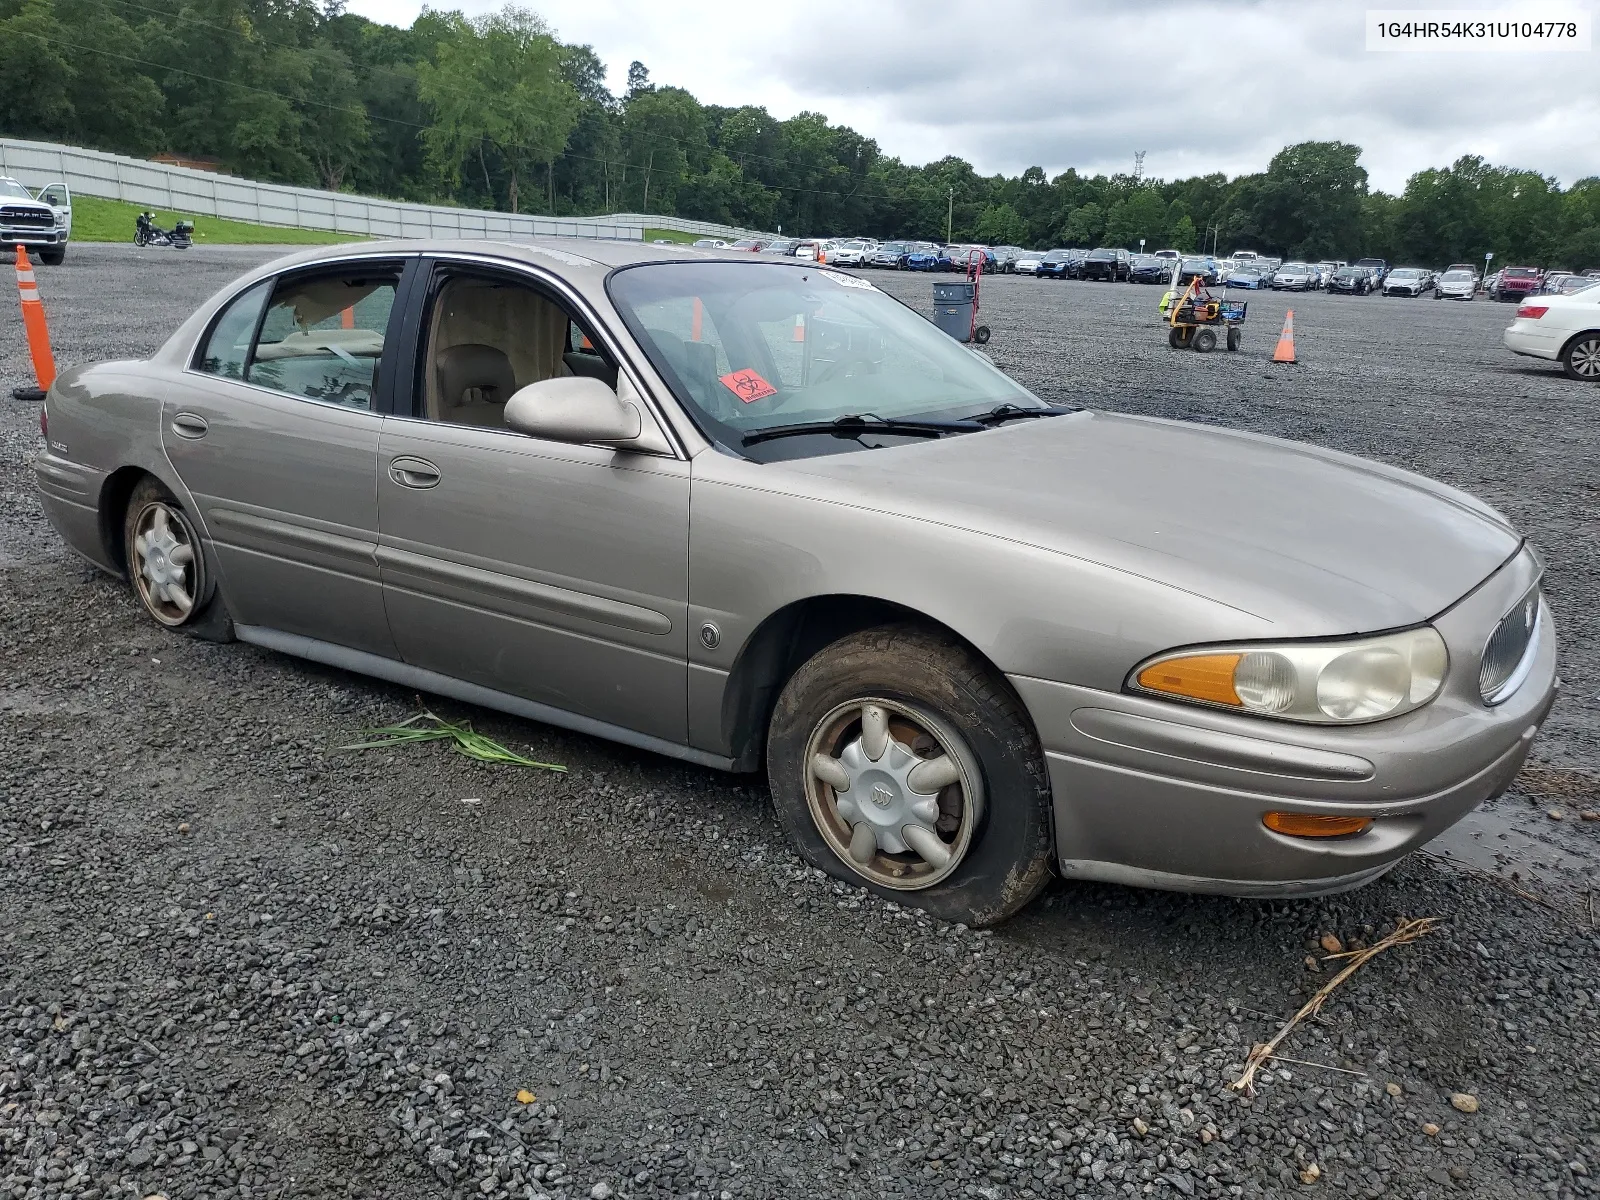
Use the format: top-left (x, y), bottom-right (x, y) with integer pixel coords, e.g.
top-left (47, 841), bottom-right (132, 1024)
top-left (1262, 812), bottom-right (1373, 838)
top-left (1135, 653), bottom-right (1242, 706)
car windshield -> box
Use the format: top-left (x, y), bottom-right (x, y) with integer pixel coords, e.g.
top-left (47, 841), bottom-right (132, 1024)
top-left (1441, 270), bottom-right (1473, 281)
top-left (879, 242), bottom-right (907, 254)
top-left (0, 179), bottom-right (36, 200)
top-left (1504, 268), bottom-right (1540, 278)
top-left (1389, 269), bottom-right (1421, 279)
top-left (1334, 267), bottom-right (1362, 277)
top-left (609, 262), bottom-right (1046, 459)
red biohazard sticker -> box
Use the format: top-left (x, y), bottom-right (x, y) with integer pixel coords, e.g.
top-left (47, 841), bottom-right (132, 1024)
top-left (719, 368), bottom-right (778, 403)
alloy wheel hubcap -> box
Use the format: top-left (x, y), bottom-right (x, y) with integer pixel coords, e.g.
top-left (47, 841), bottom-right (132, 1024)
top-left (803, 698), bottom-right (983, 891)
top-left (133, 503), bottom-right (197, 626)
top-left (1573, 340), bottom-right (1600, 378)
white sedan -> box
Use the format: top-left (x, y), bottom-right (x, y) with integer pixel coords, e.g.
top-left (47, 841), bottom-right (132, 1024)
top-left (1503, 283), bottom-right (1600, 380)
top-left (1013, 255), bottom-right (1043, 275)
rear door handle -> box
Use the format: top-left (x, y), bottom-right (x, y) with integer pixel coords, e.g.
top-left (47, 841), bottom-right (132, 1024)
top-left (389, 456), bottom-right (440, 489)
top-left (170, 413), bottom-right (208, 439)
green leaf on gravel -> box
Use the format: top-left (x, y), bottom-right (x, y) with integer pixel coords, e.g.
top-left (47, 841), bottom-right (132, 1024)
top-left (341, 708), bottom-right (566, 772)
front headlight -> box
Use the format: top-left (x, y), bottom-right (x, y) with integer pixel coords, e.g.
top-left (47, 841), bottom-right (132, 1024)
top-left (1129, 627), bottom-right (1448, 725)
top-left (54, 212), bottom-right (66, 226)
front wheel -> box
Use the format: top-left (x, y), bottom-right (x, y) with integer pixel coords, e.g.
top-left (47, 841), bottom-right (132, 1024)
top-left (1168, 326), bottom-right (1192, 349)
top-left (1562, 332), bottom-right (1600, 382)
top-left (1226, 326), bottom-right (1241, 352)
top-left (1192, 327), bottom-right (1218, 353)
top-left (973, 325), bottom-right (991, 345)
top-left (766, 624), bottom-right (1054, 926)
top-left (39, 246), bottom-right (64, 265)
top-left (134, 230), bottom-right (147, 247)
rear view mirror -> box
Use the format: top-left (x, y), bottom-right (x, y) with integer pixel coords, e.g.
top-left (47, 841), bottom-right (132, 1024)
top-left (503, 376), bottom-right (642, 445)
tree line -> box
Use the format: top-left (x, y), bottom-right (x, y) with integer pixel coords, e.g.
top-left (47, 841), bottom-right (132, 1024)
top-left (2, 0), bottom-right (1597, 269)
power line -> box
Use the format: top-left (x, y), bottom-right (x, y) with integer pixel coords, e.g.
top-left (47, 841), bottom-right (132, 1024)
top-left (11, 27), bottom-right (871, 204)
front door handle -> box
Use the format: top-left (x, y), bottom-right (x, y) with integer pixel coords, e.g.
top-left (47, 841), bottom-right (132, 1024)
top-left (389, 456), bottom-right (440, 489)
top-left (170, 413), bottom-right (208, 439)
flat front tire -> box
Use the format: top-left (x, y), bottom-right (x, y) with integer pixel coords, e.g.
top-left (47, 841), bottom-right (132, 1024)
top-left (766, 624), bottom-right (1054, 926)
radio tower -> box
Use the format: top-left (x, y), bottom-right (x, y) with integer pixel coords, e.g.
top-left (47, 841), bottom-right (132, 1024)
top-left (1133, 150), bottom-right (1146, 182)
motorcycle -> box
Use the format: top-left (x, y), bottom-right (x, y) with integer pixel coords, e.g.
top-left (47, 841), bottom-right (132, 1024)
top-left (134, 212), bottom-right (194, 249)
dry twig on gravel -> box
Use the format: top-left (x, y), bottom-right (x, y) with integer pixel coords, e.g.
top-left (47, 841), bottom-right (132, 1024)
top-left (1230, 916), bottom-right (1440, 1096)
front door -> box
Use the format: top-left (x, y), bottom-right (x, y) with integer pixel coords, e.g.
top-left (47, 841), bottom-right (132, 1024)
top-left (375, 260), bottom-right (690, 743)
top-left (162, 259), bottom-right (411, 657)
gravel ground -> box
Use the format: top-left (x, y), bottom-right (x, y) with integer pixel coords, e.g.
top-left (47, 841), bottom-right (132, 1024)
top-left (3, 244), bottom-right (1598, 1200)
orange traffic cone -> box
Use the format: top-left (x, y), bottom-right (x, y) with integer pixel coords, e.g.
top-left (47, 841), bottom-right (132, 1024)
top-left (791, 313), bottom-right (805, 342)
top-left (13, 245), bottom-right (56, 402)
top-left (1272, 309), bottom-right (1296, 363)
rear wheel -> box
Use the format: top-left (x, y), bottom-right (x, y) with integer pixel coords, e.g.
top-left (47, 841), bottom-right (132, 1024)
top-left (1562, 333), bottom-right (1600, 382)
top-left (1168, 326), bottom-right (1192, 349)
top-left (1226, 326), bottom-right (1241, 352)
top-left (123, 478), bottom-right (234, 639)
top-left (766, 624), bottom-right (1054, 926)
top-left (973, 325), bottom-right (991, 345)
top-left (1192, 328), bottom-right (1218, 353)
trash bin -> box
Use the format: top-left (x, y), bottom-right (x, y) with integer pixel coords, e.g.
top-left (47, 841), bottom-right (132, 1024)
top-left (932, 281), bottom-right (975, 341)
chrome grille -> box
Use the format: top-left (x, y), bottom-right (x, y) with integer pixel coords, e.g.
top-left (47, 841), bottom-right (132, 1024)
top-left (1480, 587), bottom-right (1540, 704)
top-left (0, 206), bottom-right (54, 230)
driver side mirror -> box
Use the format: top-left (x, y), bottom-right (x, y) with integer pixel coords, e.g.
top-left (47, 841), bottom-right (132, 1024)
top-left (503, 375), bottom-right (644, 445)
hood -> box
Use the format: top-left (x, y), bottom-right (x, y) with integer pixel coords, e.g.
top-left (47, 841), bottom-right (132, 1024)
top-left (778, 411), bottom-right (1520, 635)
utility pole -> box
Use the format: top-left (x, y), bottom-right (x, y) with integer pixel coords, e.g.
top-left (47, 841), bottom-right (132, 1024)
top-left (946, 186), bottom-right (953, 244)
top-left (642, 149), bottom-right (655, 214)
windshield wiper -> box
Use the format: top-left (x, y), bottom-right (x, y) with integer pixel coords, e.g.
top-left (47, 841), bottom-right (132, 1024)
top-left (741, 413), bottom-right (980, 446)
top-left (961, 402), bottom-right (1071, 425)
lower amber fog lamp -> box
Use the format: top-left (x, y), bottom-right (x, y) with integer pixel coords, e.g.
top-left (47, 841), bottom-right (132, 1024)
top-left (1262, 812), bottom-right (1373, 838)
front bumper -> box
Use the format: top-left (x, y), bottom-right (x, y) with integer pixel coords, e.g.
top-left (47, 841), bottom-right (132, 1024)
top-left (1, 228), bottom-right (65, 246)
top-left (1010, 546), bottom-right (1558, 897)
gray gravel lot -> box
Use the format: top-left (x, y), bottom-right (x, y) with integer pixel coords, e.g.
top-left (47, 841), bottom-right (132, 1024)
top-left (3, 244), bottom-right (1598, 1200)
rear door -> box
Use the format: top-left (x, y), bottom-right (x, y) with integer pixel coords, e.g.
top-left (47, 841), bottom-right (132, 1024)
top-left (161, 256), bottom-right (417, 656)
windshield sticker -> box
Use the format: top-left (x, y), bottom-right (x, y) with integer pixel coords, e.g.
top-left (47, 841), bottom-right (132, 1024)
top-left (719, 368), bottom-right (778, 403)
top-left (822, 271), bottom-right (876, 291)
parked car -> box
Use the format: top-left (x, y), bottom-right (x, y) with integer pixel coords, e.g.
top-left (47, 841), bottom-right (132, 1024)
top-left (1035, 248), bottom-right (1077, 280)
top-left (730, 238), bottom-right (767, 252)
top-left (870, 241), bottom-right (913, 269)
top-left (1012, 252), bottom-right (1043, 276)
top-left (991, 246), bottom-right (1025, 273)
top-left (1129, 254), bottom-right (1171, 284)
top-left (1539, 272), bottom-right (1574, 295)
top-left (1490, 266), bottom-right (1542, 302)
top-left (1354, 258), bottom-right (1389, 286)
top-left (1548, 275), bottom-right (1600, 297)
top-left (943, 245), bottom-right (997, 273)
top-left (1445, 263), bottom-right (1478, 277)
top-left (1433, 269), bottom-right (1477, 300)
top-left (761, 239), bottom-right (798, 256)
top-left (1081, 247), bottom-right (1132, 281)
top-left (828, 240), bottom-right (873, 267)
top-left (1223, 265), bottom-right (1269, 290)
top-left (1382, 268), bottom-right (1430, 297)
top-left (1504, 283), bottom-right (1600, 379)
top-left (794, 239), bottom-right (837, 263)
top-left (1327, 265), bottom-right (1373, 295)
top-left (1, 176), bottom-right (72, 264)
top-left (35, 240), bottom-right (1559, 924)
top-left (1271, 263), bottom-right (1318, 291)
top-left (906, 244), bottom-right (945, 271)
top-left (693, 238), bottom-right (728, 249)
top-left (1176, 257), bottom-right (1219, 285)
top-left (1312, 262), bottom-right (1340, 287)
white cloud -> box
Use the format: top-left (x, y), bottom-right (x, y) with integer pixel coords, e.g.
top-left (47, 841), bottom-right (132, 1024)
top-left (344, 0), bottom-right (1600, 191)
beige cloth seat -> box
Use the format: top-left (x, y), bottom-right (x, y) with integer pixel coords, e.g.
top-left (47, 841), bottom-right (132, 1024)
top-left (425, 277), bottom-right (573, 428)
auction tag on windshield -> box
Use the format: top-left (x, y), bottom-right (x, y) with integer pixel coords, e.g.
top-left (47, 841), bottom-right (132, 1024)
top-left (720, 368), bottom-right (778, 403)
top-left (821, 271), bottom-right (876, 290)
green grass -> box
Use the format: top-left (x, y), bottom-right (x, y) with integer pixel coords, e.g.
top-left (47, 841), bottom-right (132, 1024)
top-left (70, 194), bottom-right (360, 245)
top-left (643, 226), bottom-right (703, 245)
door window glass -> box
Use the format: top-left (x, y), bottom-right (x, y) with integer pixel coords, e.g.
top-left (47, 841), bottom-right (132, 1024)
top-left (193, 280), bottom-right (272, 380)
top-left (37, 183), bottom-right (69, 207)
top-left (247, 269), bottom-right (400, 410)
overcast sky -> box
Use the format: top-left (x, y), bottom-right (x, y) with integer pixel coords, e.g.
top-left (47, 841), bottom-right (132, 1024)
top-left (344, 0), bottom-right (1599, 192)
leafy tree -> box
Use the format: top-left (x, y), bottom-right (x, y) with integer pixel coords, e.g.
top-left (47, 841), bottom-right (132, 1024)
top-left (1170, 214), bottom-right (1197, 252)
top-left (416, 7), bottom-right (579, 213)
top-left (975, 203), bottom-right (1026, 246)
top-left (1059, 202), bottom-right (1104, 246)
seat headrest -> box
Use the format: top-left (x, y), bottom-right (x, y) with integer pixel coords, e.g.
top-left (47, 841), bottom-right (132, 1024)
top-left (436, 343), bottom-right (517, 408)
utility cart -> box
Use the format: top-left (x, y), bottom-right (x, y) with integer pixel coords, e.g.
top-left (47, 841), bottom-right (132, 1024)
top-left (1165, 275), bottom-right (1245, 352)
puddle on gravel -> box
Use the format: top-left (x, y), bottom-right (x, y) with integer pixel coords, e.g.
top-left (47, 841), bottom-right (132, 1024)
top-left (1426, 793), bottom-right (1597, 905)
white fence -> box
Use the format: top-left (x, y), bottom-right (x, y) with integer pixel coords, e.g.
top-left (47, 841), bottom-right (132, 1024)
top-left (0, 137), bottom-right (768, 244)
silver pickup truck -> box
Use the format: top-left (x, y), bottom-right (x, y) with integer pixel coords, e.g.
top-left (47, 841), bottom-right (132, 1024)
top-left (1, 177), bottom-right (72, 264)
